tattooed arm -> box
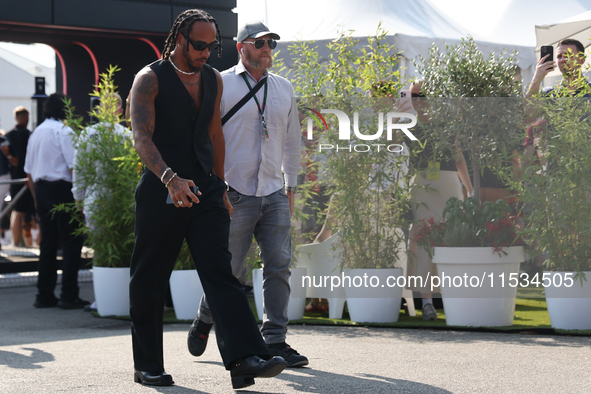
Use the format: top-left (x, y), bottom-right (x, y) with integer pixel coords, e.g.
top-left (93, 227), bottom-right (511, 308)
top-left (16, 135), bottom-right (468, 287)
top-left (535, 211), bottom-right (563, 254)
top-left (208, 70), bottom-right (232, 216)
top-left (130, 66), bottom-right (200, 207)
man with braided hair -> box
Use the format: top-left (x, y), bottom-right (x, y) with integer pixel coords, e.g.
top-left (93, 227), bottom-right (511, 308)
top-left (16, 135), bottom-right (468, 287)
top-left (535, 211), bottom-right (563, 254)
top-left (129, 9), bottom-right (286, 389)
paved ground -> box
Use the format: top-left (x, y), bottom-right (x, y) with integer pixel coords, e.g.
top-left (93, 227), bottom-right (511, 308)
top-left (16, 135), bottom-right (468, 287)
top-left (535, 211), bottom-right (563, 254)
top-left (1, 282), bottom-right (590, 393)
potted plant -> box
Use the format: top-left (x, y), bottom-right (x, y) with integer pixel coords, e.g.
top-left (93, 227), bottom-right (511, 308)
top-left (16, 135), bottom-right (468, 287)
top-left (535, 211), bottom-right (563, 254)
top-left (409, 37), bottom-right (526, 327)
top-left (62, 66), bottom-right (139, 317)
top-left (415, 36), bottom-right (524, 203)
top-left (285, 26), bottom-right (416, 323)
top-left (503, 71), bottom-right (591, 330)
top-left (414, 197), bottom-right (524, 326)
top-left (168, 240), bottom-right (205, 321)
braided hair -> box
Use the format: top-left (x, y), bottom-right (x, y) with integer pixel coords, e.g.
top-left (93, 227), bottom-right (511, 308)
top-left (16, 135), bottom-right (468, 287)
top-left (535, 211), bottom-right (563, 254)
top-left (162, 9), bottom-right (222, 61)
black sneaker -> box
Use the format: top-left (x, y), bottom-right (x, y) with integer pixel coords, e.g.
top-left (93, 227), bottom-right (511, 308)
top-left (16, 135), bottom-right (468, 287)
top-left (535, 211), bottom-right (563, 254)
top-left (187, 319), bottom-right (213, 357)
top-left (267, 342), bottom-right (308, 367)
top-left (57, 298), bottom-right (90, 309)
top-left (34, 296), bottom-right (59, 308)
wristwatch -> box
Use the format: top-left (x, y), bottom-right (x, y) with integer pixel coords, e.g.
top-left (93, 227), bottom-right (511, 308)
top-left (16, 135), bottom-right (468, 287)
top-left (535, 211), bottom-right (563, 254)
top-left (286, 186), bottom-right (297, 193)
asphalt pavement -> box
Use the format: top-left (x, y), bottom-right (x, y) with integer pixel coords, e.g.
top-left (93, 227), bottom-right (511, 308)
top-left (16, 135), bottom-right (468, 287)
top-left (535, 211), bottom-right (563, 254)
top-left (1, 282), bottom-right (590, 393)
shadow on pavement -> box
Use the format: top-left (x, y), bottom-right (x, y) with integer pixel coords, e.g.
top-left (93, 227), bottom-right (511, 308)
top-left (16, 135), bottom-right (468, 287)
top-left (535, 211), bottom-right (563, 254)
top-left (0, 348), bottom-right (54, 369)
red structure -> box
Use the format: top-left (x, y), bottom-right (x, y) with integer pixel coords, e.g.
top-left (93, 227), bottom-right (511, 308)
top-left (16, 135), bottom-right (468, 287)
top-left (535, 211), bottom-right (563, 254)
top-left (0, 0), bottom-right (238, 121)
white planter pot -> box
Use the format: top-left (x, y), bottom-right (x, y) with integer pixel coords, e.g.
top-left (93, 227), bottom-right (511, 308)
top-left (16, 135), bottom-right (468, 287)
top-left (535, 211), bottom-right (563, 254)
top-left (295, 234), bottom-right (347, 319)
top-left (545, 271), bottom-right (591, 330)
top-left (252, 267), bottom-right (307, 322)
top-left (344, 268), bottom-right (403, 323)
top-left (169, 269), bottom-right (204, 321)
top-left (433, 246), bottom-right (524, 327)
top-left (93, 266), bottom-right (130, 317)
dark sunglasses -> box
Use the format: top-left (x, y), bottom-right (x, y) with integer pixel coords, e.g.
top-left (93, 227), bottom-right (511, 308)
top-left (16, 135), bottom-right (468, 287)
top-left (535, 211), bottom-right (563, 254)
top-left (181, 32), bottom-right (220, 52)
top-left (411, 93), bottom-right (426, 97)
top-left (243, 39), bottom-right (277, 50)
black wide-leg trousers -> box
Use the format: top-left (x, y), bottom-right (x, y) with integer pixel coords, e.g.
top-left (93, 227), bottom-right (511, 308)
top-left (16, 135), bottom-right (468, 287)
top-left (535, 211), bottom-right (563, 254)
top-left (129, 172), bottom-right (269, 374)
top-left (35, 180), bottom-right (83, 302)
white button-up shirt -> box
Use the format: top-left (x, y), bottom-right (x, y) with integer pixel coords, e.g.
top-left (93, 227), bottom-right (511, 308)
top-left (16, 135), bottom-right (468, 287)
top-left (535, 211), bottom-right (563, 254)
top-left (24, 118), bottom-right (76, 183)
top-left (221, 61), bottom-right (301, 197)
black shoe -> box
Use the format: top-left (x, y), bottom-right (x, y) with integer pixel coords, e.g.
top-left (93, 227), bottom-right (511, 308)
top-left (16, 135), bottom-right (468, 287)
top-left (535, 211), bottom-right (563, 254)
top-left (230, 355), bottom-right (287, 389)
top-left (33, 296), bottom-right (58, 308)
top-left (133, 370), bottom-right (174, 386)
top-left (187, 318), bottom-right (212, 357)
top-left (267, 342), bottom-right (309, 367)
top-left (57, 298), bottom-right (90, 309)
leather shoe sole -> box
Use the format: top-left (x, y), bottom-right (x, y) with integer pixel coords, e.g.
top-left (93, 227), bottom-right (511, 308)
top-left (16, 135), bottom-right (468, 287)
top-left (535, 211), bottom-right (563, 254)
top-left (133, 370), bottom-right (174, 386)
top-left (230, 356), bottom-right (287, 389)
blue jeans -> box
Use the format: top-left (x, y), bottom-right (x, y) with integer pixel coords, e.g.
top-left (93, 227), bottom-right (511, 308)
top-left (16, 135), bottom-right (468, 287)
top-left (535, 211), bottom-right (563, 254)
top-left (198, 188), bottom-right (292, 344)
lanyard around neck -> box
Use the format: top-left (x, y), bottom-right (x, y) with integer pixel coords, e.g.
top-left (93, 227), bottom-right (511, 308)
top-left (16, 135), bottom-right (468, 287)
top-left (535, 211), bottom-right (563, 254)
top-left (241, 73), bottom-right (269, 140)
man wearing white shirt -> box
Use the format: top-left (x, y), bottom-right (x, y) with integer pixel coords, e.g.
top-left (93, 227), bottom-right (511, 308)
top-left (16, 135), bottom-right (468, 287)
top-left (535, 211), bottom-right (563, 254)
top-left (24, 93), bottom-right (88, 309)
top-left (190, 21), bottom-right (307, 367)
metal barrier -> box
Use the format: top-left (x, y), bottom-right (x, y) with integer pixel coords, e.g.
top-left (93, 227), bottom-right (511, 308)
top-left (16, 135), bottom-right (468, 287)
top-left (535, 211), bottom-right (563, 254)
top-left (0, 178), bottom-right (28, 221)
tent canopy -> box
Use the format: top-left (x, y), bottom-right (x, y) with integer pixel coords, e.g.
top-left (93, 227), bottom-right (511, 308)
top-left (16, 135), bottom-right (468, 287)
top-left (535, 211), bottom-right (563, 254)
top-left (272, 0), bottom-right (536, 82)
top-left (536, 10), bottom-right (591, 51)
top-left (270, 0), bottom-right (475, 41)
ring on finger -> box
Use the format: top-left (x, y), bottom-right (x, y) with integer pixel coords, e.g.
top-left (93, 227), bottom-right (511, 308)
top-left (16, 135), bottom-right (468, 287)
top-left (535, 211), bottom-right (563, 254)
top-left (178, 201), bottom-right (183, 205)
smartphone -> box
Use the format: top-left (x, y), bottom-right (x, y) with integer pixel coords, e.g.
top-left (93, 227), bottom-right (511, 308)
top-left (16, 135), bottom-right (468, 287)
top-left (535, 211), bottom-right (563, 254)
top-left (399, 90), bottom-right (411, 98)
top-left (166, 186), bottom-right (199, 204)
top-left (541, 45), bottom-right (553, 63)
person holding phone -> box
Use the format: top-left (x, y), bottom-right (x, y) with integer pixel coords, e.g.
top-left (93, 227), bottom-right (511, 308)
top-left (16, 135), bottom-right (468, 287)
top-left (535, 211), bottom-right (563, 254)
top-left (128, 9), bottom-right (286, 389)
top-left (526, 39), bottom-right (589, 99)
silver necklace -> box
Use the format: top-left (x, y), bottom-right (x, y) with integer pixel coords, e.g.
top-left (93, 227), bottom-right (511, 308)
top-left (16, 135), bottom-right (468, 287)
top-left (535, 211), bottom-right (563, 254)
top-left (170, 59), bottom-right (196, 75)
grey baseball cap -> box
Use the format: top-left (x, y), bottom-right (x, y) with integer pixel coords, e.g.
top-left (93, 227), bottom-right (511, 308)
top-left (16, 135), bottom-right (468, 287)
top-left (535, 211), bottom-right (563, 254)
top-left (237, 20), bottom-right (280, 42)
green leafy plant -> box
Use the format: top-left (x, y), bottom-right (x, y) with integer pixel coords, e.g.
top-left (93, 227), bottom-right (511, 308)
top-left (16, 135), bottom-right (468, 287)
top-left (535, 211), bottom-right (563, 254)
top-left (414, 197), bottom-right (523, 258)
top-left (173, 240), bottom-right (194, 270)
top-left (415, 36), bottom-right (524, 202)
top-left (283, 25), bottom-right (418, 269)
top-left (500, 68), bottom-right (591, 275)
top-left (59, 65), bottom-right (140, 267)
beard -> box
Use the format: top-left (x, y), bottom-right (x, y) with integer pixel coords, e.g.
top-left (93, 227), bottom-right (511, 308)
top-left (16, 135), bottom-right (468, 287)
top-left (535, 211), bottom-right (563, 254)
top-left (243, 48), bottom-right (273, 71)
top-left (182, 45), bottom-right (205, 72)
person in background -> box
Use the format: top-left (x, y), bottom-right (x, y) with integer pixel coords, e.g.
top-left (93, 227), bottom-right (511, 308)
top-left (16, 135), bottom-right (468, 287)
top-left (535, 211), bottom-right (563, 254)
top-left (0, 130), bottom-right (12, 232)
top-left (2, 106), bottom-right (37, 247)
top-left (402, 80), bottom-right (473, 320)
top-left (24, 93), bottom-right (88, 309)
top-left (71, 93), bottom-right (130, 313)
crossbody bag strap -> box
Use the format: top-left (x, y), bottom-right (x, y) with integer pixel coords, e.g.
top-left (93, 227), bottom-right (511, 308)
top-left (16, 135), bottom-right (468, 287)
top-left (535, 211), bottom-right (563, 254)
top-left (221, 77), bottom-right (268, 126)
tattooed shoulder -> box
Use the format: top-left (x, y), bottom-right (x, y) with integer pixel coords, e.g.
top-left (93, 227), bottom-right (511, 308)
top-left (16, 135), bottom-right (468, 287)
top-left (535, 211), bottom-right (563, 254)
top-left (134, 67), bottom-right (158, 97)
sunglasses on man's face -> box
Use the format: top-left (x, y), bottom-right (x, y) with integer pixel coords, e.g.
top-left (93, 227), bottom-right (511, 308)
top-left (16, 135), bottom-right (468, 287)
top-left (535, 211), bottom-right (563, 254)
top-left (181, 32), bottom-right (220, 52)
top-left (243, 39), bottom-right (277, 50)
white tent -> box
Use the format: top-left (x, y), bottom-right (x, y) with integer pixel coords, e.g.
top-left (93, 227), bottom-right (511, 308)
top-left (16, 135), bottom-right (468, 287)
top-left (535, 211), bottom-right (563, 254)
top-left (0, 45), bottom-right (55, 131)
top-left (536, 9), bottom-right (591, 51)
top-left (270, 0), bottom-right (536, 87)
top-left (446, 0), bottom-right (591, 47)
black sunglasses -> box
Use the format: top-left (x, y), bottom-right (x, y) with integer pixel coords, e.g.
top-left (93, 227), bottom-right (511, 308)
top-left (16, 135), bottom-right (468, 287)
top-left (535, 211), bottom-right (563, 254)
top-left (243, 39), bottom-right (277, 50)
top-left (181, 32), bottom-right (220, 52)
top-left (411, 93), bottom-right (426, 98)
